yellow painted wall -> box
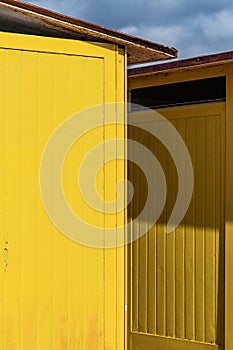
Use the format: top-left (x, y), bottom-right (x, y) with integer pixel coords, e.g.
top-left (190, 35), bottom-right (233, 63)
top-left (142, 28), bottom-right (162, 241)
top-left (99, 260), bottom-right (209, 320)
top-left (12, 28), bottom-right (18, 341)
top-left (0, 32), bottom-right (126, 350)
top-left (128, 103), bottom-right (225, 350)
top-left (128, 63), bottom-right (233, 350)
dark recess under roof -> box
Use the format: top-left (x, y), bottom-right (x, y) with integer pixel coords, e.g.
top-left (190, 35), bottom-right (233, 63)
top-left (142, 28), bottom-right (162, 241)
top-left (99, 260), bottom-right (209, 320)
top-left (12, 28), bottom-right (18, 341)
top-left (131, 76), bottom-right (226, 110)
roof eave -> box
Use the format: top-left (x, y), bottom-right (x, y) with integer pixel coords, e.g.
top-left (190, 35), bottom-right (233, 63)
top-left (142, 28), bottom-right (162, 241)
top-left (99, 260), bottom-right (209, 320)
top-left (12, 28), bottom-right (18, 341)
top-left (0, 0), bottom-right (178, 65)
top-left (128, 51), bottom-right (233, 76)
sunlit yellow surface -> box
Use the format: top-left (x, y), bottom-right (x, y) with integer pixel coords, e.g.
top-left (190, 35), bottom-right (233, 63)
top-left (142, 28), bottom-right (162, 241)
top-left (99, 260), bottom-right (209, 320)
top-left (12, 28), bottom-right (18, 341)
top-left (0, 32), bottom-right (125, 350)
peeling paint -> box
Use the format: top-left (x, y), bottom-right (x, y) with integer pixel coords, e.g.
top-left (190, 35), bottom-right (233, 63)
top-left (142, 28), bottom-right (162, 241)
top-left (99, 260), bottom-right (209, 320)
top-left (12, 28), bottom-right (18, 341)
top-left (3, 240), bottom-right (8, 271)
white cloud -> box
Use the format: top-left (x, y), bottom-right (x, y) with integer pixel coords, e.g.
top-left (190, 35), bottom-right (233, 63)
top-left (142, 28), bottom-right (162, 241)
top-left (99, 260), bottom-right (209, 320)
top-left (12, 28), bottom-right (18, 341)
top-left (120, 23), bottom-right (193, 49)
top-left (198, 9), bottom-right (233, 39)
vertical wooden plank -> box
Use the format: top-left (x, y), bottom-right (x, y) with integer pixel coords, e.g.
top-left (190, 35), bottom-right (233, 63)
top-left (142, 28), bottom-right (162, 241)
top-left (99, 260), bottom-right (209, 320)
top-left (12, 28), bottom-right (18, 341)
top-left (50, 53), bottom-right (70, 350)
top-left (156, 121), bottom-right (167, 336)
top-left (225, 71), bottom-right (233, 350)
top-left (4, 50), bottom-right (22, 350)
top-left (166, 119), bottom-right (176, 338)
top-left (103, 123), bottom-right (117, 349)
top-left (115, 47), bottom-right (126, 350)
top-left (195, 117), bottom-right (205, 342)
top-left (147, 226), bottom-right (156, 334)
top-left (216, 112), bottom-right (225, 348)
top-left (174, 118), bottom-right (185, 340)
top-left (66, 55), bottom-right (85, 350)
top-left (20, 51), bottom-right (38, 350)
top-left (82, 57), bottom-right (104, 350)
top-left (128, 123), bottom-right (134, 337)
top-left (131, 126), bottom-right (139, 332)
top-left (147, 122), bottom-right (157, 335)
top-left (104, 51), bottom-right (117, 349)
top-left (0, 49), bottom-right (6, 350)
top-left (204, 117), bottom-right (217, 343)
top-left (184, 117), bottom-right (196, 341)
top-left (37, 52), bottom-right (55, 350)
top-left (138, 126), bottom-right (148, 333)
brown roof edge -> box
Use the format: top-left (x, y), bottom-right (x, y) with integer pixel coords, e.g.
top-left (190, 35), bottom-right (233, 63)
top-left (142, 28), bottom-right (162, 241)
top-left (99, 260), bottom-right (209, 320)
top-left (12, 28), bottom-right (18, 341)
top-left (0, 0), bottom-right (177, 64)
top-left (128, 51), bottom-right (233, 76)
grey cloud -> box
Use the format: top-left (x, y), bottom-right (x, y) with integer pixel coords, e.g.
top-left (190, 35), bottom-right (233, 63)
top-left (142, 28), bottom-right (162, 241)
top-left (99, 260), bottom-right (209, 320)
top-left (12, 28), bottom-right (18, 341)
top-left (29, 0), bottom-right (232, 27)
top-left (121, 8), bottom-right (233, 58)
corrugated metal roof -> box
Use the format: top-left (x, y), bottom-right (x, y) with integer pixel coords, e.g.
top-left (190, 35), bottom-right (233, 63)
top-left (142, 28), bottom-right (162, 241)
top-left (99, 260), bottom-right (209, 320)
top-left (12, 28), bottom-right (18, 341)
top-left (128, 51), bottom-right (233, 76)
top-left (0, 0), bottom-right (178, 65)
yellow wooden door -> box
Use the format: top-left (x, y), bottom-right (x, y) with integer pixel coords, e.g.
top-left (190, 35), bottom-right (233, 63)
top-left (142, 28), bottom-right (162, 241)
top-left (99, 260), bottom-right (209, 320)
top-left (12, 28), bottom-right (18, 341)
top-left (0, 32), bottom-right (125, 350)
top-left (128, 103), bottom-right (225, 350)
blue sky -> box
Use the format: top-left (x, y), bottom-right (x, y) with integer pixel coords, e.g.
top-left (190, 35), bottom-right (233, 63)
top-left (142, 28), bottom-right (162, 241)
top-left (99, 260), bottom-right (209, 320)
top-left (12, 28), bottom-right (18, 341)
top-left (27, 0), bottom-right (233, 59)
